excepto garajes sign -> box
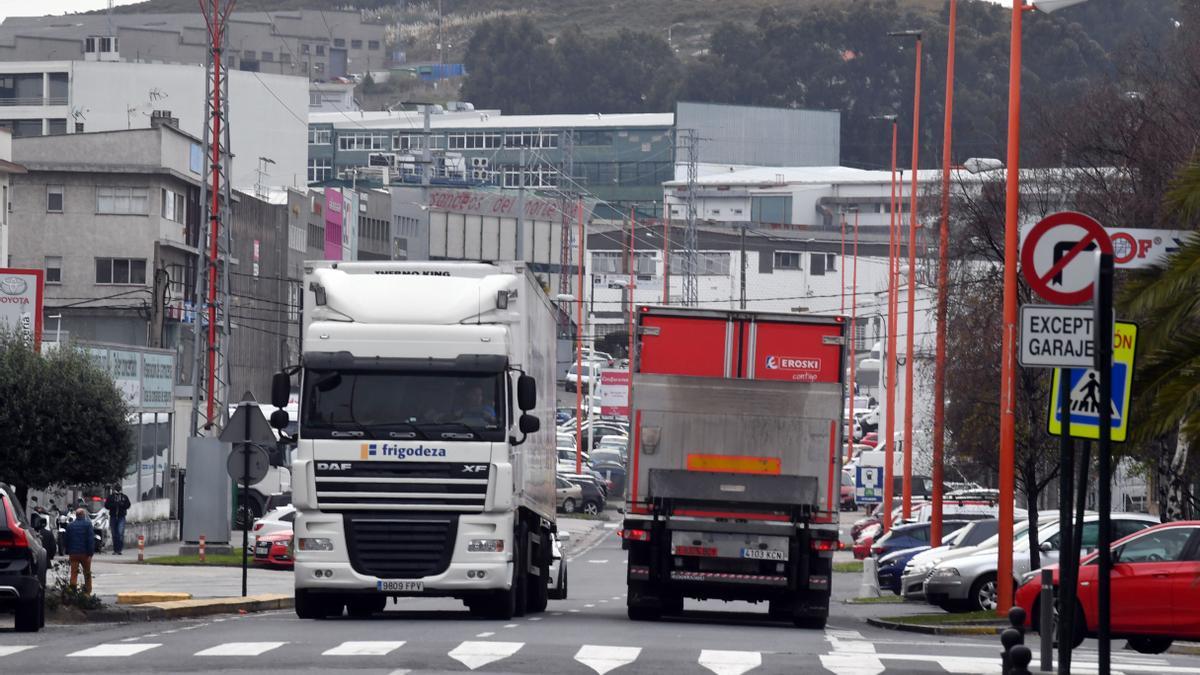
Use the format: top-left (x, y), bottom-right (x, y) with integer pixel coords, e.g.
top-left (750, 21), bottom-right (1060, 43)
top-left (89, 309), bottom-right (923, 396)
top-left (0, 268), bottom-right (44, 349)
top-left (1019, 305), bottom-right (1100, 368)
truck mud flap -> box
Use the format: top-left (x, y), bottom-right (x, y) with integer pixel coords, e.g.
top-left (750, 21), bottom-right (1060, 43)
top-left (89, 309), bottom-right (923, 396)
top-left (648, 469), bottom-right (817, 516)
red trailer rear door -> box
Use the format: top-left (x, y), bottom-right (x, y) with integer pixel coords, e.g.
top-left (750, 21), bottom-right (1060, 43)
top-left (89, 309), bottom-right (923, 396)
top-left (744, 320), bottom-right (843, 383)
top-left (639, 313), bottom-right (732, 377)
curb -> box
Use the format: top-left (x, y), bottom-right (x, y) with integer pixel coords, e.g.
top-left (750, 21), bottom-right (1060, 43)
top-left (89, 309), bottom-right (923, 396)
top-left (867, 616), bottom-right (1005, 636)
top-left (52, 593), bottom-right (294, 624)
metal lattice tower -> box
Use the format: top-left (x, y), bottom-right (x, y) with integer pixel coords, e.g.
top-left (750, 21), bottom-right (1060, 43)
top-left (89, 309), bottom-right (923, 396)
top-left (190, 0), bottom-right (236, 436)
top-left (558, 130), bottom-right (576, 299)
top-left (681, 129), bottom-right (700, 306)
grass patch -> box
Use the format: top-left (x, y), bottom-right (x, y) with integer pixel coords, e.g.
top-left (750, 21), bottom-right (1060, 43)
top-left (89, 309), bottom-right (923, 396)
top-left (847, 595), bottom-right (906, 604)
top-left (886, 610), bottom-right (1005, 625)
top-left (833, 561), bottom-right (863, 574)
top-left (142, 548), bottom-right (249, 567)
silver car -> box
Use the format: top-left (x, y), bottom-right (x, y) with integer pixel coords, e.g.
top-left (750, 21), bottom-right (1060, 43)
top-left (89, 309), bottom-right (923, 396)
top-left (924, 513), bottom-right (1159, 612)
top-left (899, 519), bottom-right (1001, 599)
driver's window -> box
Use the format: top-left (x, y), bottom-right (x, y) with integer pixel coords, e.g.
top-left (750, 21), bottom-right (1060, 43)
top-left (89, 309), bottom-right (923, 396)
top-left (1115, 528), bottom-right (1193, 564)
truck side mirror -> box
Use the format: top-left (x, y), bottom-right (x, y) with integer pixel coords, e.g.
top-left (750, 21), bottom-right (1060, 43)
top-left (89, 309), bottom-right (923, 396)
top-left (271, 372), bottom-right (290, 408)
top-left (517, 374), bottom-right (537, 411)
top-left (519, 414), bottom-right (540, 435)
top-left (269, 409), bottom-right (290, 431)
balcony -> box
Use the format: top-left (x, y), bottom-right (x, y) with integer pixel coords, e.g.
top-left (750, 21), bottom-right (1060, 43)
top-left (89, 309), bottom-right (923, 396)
top-left (0, 96), bottom-right (67, 107)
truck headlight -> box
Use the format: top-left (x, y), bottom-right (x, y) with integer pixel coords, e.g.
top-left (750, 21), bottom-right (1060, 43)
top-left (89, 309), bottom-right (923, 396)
top-left (468, 539), bottom-right (505, 553)
top-left (297, 537), bottom-right (334, 551)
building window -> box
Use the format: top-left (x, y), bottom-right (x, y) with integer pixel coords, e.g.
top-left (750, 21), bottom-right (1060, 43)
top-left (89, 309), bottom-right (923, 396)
top-left (243, 50), bottom-right (256, 60)
top-left (351, 39), bottom-right (363, 49)
top-left (301, 44), bottom-right (310, 55)
top-left (96, 186), bottom-right (150, 215)
top-left (811, 252), bottom-right (837, 276)
top-left (501, 131), bottom-right (558, 149)
top-left (774, 251), bottom-right (802, 270)
top-left (315, 45), bottom-right (325, 56)
top-left (308, 127), bottom-right (331, 144)
top-left (574, 130), bottom-right (613, 146)
top-left (161, 188), bottom-right (185, 224)
top-left (338, 131), bottom-right (389, 151)
top-left (47, 119), bottom-right (67, 135)
top-left (95, 257), bottom-right (147, 285)
top-left (261, 51), bottom-right (274, 62)
top-left (46, 185), bottom-right (64, 212)
top-left (368, 40), bottom-right (380, 50)
top-left (392, 134), bottom-right (425, 151)
top-left (75, 122), bottom-right (84, 133)
top-left (44, 256), bottom-right (62, 284)
top-left (309, 91), bottom-right (322, 106)
top-left (333, 38), bottom-right (345, 48)
top-left (313, 62), bottom-right (325, 75)
top-left (307, 158), bottom-right (332, 183)
top-left (669, 252), bottom-right (730, 276)
top-left (447, 132), bottom-right (502, 150)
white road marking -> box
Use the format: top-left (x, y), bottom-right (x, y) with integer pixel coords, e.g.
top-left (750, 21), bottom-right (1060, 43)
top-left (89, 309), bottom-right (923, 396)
top-left (552, 612), bottom-right (564, 616)
top-left (699, 649), bottom-right (762, 675)
top-left (322, 641), bottom-right (405, 656)
top-left (504, 623), bottom-right (518, 628)
top-left (604, 523), bottom-right (618, 528)
top-left (599, 600), bottom-right (608, 603)
top-left (611, 596), bottom-right (621, 600)
top-left (447, 641), bottom-right (524, 670)
top-left (195, 641), bottom-right (287, 656)
top-left (69, 643), bottom-right (161, 658)
top-left (585, 603), bottom-right (596, 608)
top-left (475, 632), bottom-right (495, 638)
top-left (0, 647), bottom-right (35, 657)
top-left (587, 559), bottom-right (609, 564)
top-left (387, 671), bottom-right (411, 675)
top-left (820, 653), bottom-right (886, 675)
top-left (529, 616), bottom-right (542, 621)
top-left (569, 608), bottom-right (581, 613)
top-left (575, 644), bottom-right (642, 674)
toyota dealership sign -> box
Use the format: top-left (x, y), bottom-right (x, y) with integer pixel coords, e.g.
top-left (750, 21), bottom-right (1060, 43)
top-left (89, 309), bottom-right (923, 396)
top-left (0, 268), bottom-right (43, 350)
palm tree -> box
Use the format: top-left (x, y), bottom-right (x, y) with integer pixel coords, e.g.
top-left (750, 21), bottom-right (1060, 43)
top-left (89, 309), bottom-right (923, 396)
top-left (1118, 155), bottom-right (1200, 520)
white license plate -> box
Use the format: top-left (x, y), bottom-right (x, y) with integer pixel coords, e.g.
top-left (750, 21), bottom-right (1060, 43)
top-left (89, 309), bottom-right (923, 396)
top-left (377, 580), bottom-right (423, 592)
top-left (255, 543), bottom-right (270, 554)
top-left (742, 548), bottom-right (787, 561)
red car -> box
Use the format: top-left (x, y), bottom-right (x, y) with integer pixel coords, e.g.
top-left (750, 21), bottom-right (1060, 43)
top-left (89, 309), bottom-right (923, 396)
top-left (1017, 520), bottom-right (1198, 654)
top-left (252, 531), bottom-right (294, 569)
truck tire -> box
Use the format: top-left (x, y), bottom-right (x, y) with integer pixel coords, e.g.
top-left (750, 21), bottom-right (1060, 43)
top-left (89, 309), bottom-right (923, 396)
top-left (626, 582), bottom-right (661, 621)
top-left (661, 594), bottom-right (684, 615)
top-left (14, 589), bottom-right (42, 632)
top-left (527, 530), bottom-right (549, 613)
top-left (295, 589), bottom-right (341, 619)
top-left (513, 522), bottom-right (529, 617)
top-left (347, 595), bottom-right (387, 617)
top-left (794, 616), bottom-right (827, 630)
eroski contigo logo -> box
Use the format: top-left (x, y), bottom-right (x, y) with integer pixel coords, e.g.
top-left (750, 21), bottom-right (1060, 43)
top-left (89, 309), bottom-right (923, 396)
top-left (360, 443), bottom-right (448, 460)
top-left (765, 355), bottom-right (821, 371)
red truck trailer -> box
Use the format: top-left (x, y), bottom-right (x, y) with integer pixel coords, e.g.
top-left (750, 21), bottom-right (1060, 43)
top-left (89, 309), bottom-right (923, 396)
top-left (621, 307), bottom-right (846, 628)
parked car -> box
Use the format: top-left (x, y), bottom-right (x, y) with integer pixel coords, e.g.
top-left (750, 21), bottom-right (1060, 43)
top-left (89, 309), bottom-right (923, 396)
top-left (564, 362), bottom-right (598, 392)
top-left (871, 520), bottom-right (970, 560)
top-left (1017, 521), bottom-right (1200, 653)
top-left (559, 473), bottom-right (607, 515)
top-left (250, 504), bottom-right (295, 548)
top-left (590, 448), bottom-right (624, 467)
top-left (253, 530), bottom-right (294, 569)
top-left (0, 483), bottom-right (48, 632)
top-left (556, 477), bottom-right (584, 513)
top-left (548, 531), bottom-right (569, 599)
top-left (926, 512), bottom-right (1159, 612)
top-left (878, 527), bottom-right (974, 594)
top-left (590, 462), bottom-right (626, 497)
top-left (899, 519), bottom-right (1002, 599)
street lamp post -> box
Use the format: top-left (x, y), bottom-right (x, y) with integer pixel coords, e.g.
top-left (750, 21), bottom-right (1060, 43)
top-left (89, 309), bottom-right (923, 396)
top-left (890, 29), bottom-right (923, 520)
top-left (871, 114), bottom-right (901, 532)
top-left (931, 0), bottom-right (959, 549)
top-left (846, 209), bottom-right (860, 463)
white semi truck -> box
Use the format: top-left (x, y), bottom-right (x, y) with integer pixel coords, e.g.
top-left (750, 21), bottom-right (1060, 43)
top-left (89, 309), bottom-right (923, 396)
top-left (269, 261), bottom-right (558, 620)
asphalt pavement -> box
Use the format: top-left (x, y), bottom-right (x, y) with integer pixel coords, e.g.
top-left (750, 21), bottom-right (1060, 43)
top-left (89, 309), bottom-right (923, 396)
top-left (5, 519), bottom-right (1200, 674)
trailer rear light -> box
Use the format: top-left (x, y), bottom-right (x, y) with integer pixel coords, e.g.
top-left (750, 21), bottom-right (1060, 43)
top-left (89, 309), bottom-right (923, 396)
top-left (810, 539), bottom-right (837, 552)
top-left (620, 528), bottom-right (650, 542)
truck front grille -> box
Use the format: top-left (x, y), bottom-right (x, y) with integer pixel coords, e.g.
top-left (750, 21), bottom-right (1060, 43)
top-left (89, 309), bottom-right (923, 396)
top-left (344, 515), bottom-right (457, 579)
top-left (314, 461), bottom-right (488, 513)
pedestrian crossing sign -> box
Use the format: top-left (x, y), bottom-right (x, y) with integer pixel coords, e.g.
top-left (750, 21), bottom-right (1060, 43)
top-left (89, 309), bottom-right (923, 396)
top-left (1047, 321), bottom-right (1137, 442)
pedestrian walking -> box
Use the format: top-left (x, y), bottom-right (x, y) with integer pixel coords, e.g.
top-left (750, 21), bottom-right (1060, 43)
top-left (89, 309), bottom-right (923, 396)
top-left (104, 485), bottom-right (131, 555)
top-left (64, 508), bottom-right (95, 594)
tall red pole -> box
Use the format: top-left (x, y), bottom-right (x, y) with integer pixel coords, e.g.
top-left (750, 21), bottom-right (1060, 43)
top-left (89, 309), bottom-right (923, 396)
top-left (931, 0), bottom-right (958, 548)
top-left (202, 0), bottom-right (230, 429)
top-left (628, 207), bottom-right (636, 414)
top-left (884, 120), bottom-right (899, 532)
top-left (662, 208), bottom-right (670, 303)
top-left (902, 35), bottom-right (923, 521)
top-left (840, 213), bottom-right (847, 315)
top-left (997, 0), bottom-right (1024, 617)
top-left (845, 209), bottom-right (860, 464)
top-left (575, 199), bottom-right (585, 475)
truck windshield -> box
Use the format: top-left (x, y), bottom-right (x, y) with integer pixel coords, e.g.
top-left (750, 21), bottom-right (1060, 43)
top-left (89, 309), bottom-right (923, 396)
top-left (301, 370), bottom-right (506, 442)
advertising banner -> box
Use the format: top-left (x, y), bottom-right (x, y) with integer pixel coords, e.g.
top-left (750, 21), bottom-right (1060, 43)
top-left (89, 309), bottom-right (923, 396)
top-left (0, 268), bottom-right (43, 350)
top-left (598, 369), bottom-right (631, 418)
top-left (324, 187), bottom-right (344, 261)
top-left (82, 343), bottom-right (176, 412)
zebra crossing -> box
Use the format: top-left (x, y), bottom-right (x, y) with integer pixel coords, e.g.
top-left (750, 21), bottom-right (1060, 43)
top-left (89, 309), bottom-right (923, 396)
top-left (0, 632), bottom-right (1194, 673)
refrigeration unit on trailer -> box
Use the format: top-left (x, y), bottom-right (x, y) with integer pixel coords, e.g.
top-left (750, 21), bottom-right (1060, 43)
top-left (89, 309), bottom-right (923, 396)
top-left (621, 307), bottom-right (846, 628)
top-left (269, 261), bottom-right (558, 620)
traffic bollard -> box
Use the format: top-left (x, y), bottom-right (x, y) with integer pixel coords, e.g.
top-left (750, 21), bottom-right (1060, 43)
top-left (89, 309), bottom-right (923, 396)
top-left (1008, 605), bottom-right (1027, 636)
top-left (199, 534), bottom-right (206, 563)
top-left (859, 557), bottom-right (881, 598)
top-left (1039, 569), bottom-right (1053, 672)
top-left (137, 534), bottom-right (145, 562)
top-left (1000, 627), bottom-right (1023, 675)
top-left (1010, 645), bottom-right (1033, 675)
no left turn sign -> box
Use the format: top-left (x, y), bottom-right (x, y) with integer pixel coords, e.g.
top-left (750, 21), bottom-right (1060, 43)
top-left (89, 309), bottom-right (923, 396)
top-left (1020, 211), bottom-right (1114, 305)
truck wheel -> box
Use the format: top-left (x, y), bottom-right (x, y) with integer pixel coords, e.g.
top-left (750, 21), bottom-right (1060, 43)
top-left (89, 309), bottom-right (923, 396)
top-left (527, 530), bottom-right (549, 613)
top-left (768, 598), bottom-right (794, 621)
top-left (513, 522), bottom-right (529, 617)
top-left (295, 589), bottom-right (340, 619)
top-left (14, 589), bottom-right (42, 632)
top-left (626, 583), bottom-right (662, 621)
top-left (661, 594), bottom-right (684, 614)
top-left (793, 615), bottom-right (827, 630)
top-left (347, 595), bottom-right (387, 618)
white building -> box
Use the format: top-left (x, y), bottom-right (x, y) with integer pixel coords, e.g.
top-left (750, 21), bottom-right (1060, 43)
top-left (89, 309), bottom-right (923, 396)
top-left (0, 60), bottom-right (308, 189)
top-left (0, 128), bottom-right (27, 265)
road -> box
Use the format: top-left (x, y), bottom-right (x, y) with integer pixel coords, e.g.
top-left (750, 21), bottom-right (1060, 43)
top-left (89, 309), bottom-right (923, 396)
top-left (3, 523), bottom-right (1200, 674)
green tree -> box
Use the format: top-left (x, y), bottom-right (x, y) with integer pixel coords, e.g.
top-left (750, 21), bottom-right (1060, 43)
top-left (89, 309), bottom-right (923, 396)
top-left (0, 335), bottom-right (132, 506)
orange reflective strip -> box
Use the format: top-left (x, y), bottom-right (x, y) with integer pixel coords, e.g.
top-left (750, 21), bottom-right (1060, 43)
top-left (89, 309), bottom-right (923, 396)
top-left (686, 454), bottom-right (782, 475)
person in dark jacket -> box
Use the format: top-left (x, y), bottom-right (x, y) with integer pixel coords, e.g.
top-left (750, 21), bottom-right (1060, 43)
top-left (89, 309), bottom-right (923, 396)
top-left (104, 485), bottom-right (131, 555)
top-left (64, 508), bottom-right (95, 594)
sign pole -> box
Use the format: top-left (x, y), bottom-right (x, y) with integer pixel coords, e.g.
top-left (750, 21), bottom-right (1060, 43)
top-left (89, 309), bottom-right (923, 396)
top-left (241, 405), bottom-right (251, 598)
top-left (1095, 252), bottom-right (1115, 674)
top-left (1057, 367), bottom-right (1075, 674)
